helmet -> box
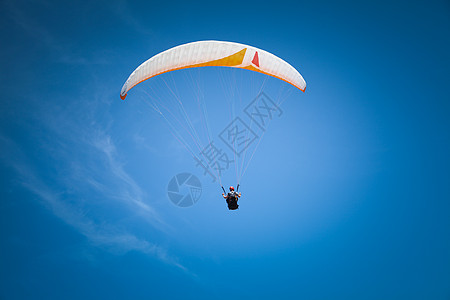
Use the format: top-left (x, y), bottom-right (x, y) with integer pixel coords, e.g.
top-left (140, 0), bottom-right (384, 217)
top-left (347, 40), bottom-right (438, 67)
top-left (229, 186), bottom-right (234, 191)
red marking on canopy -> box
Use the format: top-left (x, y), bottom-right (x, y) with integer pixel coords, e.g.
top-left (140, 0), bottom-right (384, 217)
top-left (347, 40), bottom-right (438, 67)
top-left (252, 51), bottom-right (259, 67)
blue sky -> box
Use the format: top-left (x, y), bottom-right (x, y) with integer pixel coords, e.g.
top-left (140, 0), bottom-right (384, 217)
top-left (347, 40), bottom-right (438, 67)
top-left (1, 0), bottom-right (449, 299)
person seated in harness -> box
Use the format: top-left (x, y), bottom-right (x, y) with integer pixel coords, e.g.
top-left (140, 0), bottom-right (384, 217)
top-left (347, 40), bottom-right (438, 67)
top-left (222, 186), bottom-right (241, 210)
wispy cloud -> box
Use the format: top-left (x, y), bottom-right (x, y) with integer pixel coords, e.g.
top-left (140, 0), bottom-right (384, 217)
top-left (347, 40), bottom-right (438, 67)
top-left (0, 70), bottom-right (185, 271)
top-left (1, 0), bottom-right (187, 272)
top-left (1, 132), bottom-right (186, 270)
top-left (87, 130), bottom-right (169, 229)
top-left (33, 96), bottom-right (169, 228)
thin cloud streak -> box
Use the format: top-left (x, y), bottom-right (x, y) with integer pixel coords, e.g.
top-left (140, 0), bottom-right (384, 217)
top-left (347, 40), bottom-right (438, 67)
top-left (88, 131), bottom-right (169, 228)
top-left (0, 134), bottom-right (186, 271)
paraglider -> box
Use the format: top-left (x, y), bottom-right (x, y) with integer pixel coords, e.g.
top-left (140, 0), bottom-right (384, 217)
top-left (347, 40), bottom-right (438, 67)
top-left (120, 40), bottom-right (306, 210)
top-left (222, 186), bottom-right (241, 210)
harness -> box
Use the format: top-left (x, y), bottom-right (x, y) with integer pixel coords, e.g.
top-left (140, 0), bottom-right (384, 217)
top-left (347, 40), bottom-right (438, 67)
top-left (226, 191), bottom-right (239, 210)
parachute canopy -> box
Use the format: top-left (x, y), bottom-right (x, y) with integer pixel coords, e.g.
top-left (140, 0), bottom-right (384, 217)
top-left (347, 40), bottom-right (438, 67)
top-left (120, 40), bottom-right (306, 100)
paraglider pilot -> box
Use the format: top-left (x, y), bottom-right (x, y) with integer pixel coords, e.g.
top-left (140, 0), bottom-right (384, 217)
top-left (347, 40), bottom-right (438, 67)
top-left (222, 186), bottom-right (241, 210)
